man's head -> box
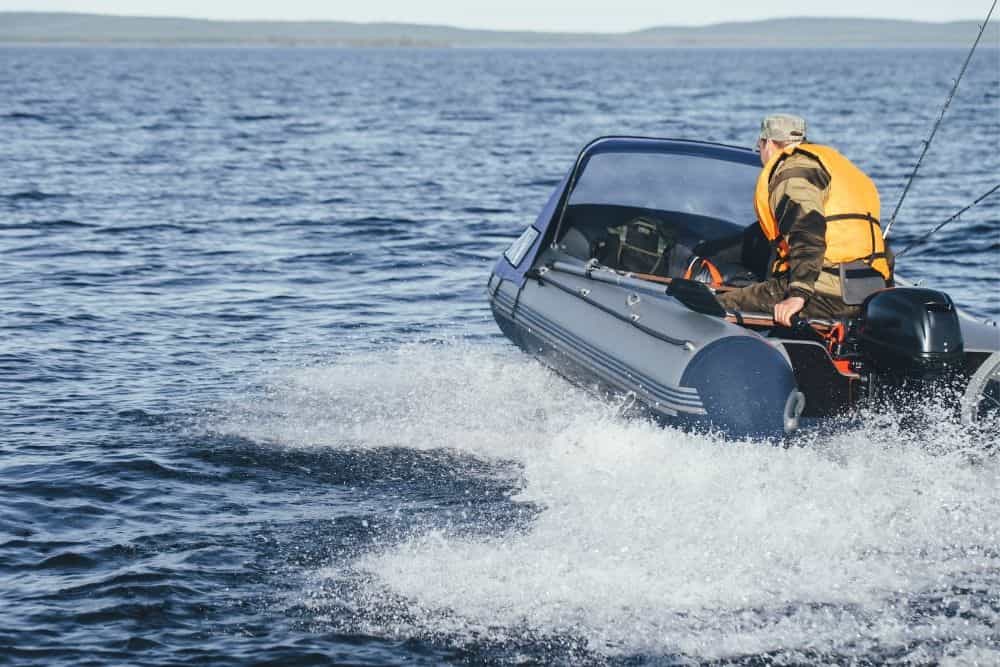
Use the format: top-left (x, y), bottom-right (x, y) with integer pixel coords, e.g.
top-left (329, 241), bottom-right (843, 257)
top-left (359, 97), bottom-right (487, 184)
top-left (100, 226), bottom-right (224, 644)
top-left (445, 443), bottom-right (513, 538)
top-left (756, 114), bottom-right (807, 165)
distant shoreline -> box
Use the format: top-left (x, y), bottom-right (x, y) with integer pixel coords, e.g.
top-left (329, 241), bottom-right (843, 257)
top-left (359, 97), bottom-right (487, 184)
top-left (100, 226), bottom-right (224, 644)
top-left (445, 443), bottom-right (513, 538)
top-left (2, 43), bottom-right (991, 50)
top-left (1, 12), bottom-right (997, 48)
top-left (1, 41), bottom-right (993, 49)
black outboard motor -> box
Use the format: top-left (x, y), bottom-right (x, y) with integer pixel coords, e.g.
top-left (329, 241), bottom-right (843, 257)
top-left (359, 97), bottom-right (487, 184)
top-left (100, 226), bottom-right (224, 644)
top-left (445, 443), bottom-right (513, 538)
top-left (857, 288), bottom-right (964, 386)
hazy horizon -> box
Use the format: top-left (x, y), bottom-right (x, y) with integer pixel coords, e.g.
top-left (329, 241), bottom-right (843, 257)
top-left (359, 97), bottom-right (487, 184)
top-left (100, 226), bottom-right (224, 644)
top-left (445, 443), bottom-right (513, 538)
top-left (0, 1), bottom-right (994, 33)
top-left (3, 11), bottom-right (997, 47)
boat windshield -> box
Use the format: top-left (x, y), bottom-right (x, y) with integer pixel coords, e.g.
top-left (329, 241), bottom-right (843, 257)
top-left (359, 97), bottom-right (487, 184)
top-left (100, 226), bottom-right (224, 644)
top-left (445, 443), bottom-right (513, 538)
top-left (554, 146), bottom-right (767, 280)
top-left (568, 150), bottom-right (757, 224)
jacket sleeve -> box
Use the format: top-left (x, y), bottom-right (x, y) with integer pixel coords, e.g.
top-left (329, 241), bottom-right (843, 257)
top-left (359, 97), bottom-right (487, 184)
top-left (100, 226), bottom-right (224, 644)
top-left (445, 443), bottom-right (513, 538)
top-left (768, 156), bottom-right (831, 300)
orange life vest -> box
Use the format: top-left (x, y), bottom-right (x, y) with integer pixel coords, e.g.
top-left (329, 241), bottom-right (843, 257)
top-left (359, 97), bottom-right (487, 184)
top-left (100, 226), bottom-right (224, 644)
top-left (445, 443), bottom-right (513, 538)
top-left (754, 143), bottom-right (891, 280)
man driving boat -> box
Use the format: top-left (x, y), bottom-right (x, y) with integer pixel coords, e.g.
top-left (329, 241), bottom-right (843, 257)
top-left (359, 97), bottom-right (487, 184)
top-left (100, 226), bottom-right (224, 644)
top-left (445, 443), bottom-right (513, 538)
top-left (717, 114), bottom-right (892, 325)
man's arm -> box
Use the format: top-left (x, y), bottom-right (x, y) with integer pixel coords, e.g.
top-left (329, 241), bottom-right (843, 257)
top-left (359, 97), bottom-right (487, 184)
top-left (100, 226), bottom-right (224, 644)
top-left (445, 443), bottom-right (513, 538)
top-left (769, 155), bottom-right (831, 301)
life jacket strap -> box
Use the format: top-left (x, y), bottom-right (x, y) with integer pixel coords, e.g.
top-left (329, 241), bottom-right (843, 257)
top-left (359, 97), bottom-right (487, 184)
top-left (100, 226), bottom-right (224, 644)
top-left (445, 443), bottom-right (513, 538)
top-left (825, 212), bottom-right (881, 225)
top-left (822, 265), bottom-right (885, 278)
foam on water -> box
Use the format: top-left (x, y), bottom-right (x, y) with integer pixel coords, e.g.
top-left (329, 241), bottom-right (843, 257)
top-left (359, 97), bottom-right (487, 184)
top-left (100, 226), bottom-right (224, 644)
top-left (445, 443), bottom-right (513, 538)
top-left (219, 343), bottom-right (1000, 661)
top-left (212, 342), bottom-right (604, 458)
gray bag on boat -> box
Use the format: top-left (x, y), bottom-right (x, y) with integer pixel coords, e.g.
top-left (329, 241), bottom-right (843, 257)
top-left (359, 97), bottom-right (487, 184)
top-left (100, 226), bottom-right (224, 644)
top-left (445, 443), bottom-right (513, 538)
top-left (839, 260), bottom-right (887, 305)
top-left (615, 217), bottom-right (675, 276)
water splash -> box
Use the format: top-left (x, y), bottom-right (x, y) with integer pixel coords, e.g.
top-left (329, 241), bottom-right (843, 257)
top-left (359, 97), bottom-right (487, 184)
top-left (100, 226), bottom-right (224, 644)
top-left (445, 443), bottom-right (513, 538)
top-left (210, 341), bottom-right (602, 457)
top-left (218, 342), bottom-right (1000, 662)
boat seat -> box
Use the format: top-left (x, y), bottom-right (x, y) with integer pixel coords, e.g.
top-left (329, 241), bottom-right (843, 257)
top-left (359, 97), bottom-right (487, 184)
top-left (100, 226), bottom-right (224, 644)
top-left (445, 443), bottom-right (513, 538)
top-left (557, 226), bottom-right (592, 260)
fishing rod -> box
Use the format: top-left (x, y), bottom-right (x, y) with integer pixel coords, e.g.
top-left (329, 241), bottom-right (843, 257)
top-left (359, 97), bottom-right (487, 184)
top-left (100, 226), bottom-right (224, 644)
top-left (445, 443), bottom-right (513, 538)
top-left (883, 0), bottom-right (997, 238)
top-left (895, 183), bottom-right (1000, 258)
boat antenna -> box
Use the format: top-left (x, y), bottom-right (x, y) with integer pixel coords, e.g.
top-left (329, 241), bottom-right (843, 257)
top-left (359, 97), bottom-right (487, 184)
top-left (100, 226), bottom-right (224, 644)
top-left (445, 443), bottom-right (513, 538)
top-left (894, 183), bottom-right (1000, 258)
top-left (883, 0), bottom-right (997, 239)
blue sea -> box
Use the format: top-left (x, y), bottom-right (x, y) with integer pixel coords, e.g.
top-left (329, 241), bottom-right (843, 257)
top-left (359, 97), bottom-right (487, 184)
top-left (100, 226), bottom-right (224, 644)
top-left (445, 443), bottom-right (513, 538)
top-left (2, 46), bottom-right (998, 665)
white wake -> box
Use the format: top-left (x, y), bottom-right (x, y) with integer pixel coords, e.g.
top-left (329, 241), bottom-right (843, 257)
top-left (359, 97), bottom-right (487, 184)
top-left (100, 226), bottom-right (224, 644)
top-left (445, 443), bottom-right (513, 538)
top-left (217, 342), bottom-right (1000, 662)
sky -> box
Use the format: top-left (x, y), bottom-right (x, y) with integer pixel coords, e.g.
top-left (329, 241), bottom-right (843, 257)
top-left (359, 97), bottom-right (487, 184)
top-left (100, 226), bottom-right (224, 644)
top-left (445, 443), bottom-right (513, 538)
top-left (0, 0), bottom-right (993, 32)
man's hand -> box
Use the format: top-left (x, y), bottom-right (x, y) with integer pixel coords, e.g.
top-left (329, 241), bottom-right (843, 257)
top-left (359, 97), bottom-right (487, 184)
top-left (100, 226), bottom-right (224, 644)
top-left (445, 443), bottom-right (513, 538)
top-left (774, 296), bottom-right (806, 327)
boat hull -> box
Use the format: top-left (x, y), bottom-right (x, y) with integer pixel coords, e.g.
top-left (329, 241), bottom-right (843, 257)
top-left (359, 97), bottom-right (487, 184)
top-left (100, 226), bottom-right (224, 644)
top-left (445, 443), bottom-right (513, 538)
top-left (489, 269), bottom-right (800, 438)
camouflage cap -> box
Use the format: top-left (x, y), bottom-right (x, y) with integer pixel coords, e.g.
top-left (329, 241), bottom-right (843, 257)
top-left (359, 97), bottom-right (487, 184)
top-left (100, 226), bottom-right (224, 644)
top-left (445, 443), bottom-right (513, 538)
top-left (758, 114), bottom-right (807, 143)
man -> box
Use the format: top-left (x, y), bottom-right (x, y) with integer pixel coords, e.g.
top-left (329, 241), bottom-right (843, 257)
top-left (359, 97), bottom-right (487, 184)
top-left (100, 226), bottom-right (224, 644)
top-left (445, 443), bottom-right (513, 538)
top-left (717, 114), bottom-right (891, 325)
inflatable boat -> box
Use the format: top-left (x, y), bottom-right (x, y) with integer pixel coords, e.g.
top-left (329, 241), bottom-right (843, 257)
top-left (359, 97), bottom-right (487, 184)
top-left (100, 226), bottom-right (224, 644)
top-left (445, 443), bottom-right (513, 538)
top-left (488, 137), bottom-right (1000, 438)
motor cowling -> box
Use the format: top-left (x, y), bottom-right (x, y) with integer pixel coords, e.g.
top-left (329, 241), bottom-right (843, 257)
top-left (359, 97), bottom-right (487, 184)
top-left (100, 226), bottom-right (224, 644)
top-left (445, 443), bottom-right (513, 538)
top-left (857, 288), bottom-right (964, 381)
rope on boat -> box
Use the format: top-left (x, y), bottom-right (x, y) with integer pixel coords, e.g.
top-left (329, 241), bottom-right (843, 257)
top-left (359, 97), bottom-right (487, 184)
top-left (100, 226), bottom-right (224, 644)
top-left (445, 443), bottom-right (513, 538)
top-left (534, 262), bottom-right (695, 348)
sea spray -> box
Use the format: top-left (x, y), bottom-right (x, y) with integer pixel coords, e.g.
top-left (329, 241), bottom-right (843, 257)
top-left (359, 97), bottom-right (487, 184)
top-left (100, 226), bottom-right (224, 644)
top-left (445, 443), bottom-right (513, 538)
top-left (218, 342), bottom-right (1000, 661)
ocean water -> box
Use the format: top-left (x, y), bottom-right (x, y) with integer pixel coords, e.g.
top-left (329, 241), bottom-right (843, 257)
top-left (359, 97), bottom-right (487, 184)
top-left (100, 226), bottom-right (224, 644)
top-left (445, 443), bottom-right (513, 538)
top-left (1, 46), bottom-right (998, 665)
